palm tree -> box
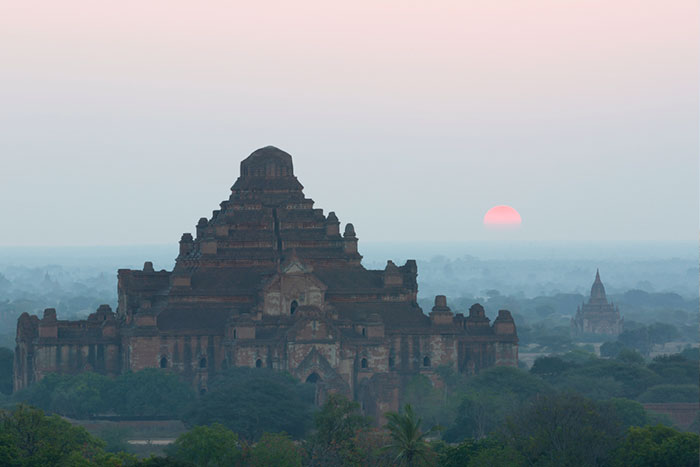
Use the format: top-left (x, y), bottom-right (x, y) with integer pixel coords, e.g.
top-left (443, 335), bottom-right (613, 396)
top-left (384, 404), bottom-right (438, 466)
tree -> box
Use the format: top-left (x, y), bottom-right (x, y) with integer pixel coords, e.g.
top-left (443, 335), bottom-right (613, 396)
top-left (109, 369), bottom-right (195, 418)
top-left (680, 347), bottom-right (699, 361)
top-left (611, 425), bottom-right (699, 467)
top-left (530, 356), bottom-right (576, 378)
top-left (248, 432), bottom-right (304, 467)
top-left (13, 369), bottom-right (195, 419)
top-left (384, 404), bottom-right (438, 466)
top-left (600, 341), bottom-right (627, 358)
top-left (166, 423), bottom-right (242, 467)
top-left (618, 328), bottom-right (651, 356)
top-left (443, 366), bottom-right (552, 442)
top-left (616, 348), bottom-right (645, 365)
top-left (305, 393), bottom-right (371, 465)
top-left (600, 398), bottom-right (650, 429)
top-left (443, 391), bottom-right (514, 441)
top-left (0, 404), bottom-right (133, 466)
top-left (647, 323), bottom-right (680, 346)
top-left (401, 374), bottom-right (449, 429)
top-left (467, 366), bottom-right (551, 400)
top-left (555, 359), bottom-right (660, 400)
top-left (183, 367), bottom-right (314, 441)
top-left (434, 438), bottom-right (524, 467)
top-left (99, 426), bottom-right (132, 453)
top-left (637, 384), bottom-right (699, 403)
top-left (648, 354), bottom-right (699, 386)
top-left (503, 393), bottom-right (624, 466)
top-left (0, 348), bottom-right (13, 395)
top-left (13, 372), bottom-right (110, 418)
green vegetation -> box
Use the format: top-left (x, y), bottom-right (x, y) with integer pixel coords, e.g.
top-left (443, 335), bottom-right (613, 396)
top-left (2, 381), bottom-right (699, 466)
top-left (0, 404), bottom-right (137, 466)
top-left (14, 369), bottom-right (195, 419)
top-left (305, 392), bottom-right (372, 465)
top-left (611, 425), bottom-right (700, 467)
top-left (165, 423), bottom-right (242, 466)
top-left (0, 348), bottom-right (12, 395)
top-left (181, 367), bottom-right (315, 441)
top-left (383, 404), bottom-right (438, 466)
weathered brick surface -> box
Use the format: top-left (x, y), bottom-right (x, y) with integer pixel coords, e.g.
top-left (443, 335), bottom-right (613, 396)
top-left (14, 147), bottom-right (518, 417)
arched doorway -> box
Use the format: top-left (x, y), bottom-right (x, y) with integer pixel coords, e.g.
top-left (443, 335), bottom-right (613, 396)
top-left (305, 372), bottom-right (323, 405)
top-left (305, 372), bottom-right (321, 384)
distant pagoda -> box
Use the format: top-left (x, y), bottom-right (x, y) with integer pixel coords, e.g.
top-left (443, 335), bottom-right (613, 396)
top-left (571, 269), bottom-right (623, 335)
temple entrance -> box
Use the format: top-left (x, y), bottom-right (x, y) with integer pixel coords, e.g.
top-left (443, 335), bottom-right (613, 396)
top-left (305, 372), bottom-right (322, 405)
top-left (305, 372), bottom-right (321, 384)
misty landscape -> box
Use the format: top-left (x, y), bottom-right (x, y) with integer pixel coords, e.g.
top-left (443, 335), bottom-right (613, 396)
top-left (0, 241), bottom-right (697, 465)
top-left (2, 0), bottom-right (698, 465)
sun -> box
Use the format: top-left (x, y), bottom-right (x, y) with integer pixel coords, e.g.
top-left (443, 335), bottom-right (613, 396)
top-left (483, 205), bottom-right (522, 228)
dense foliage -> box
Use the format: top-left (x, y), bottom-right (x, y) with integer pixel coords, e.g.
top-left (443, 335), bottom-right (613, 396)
top-left (182, 367), bottom-right (315, 441)
top-left (305, 393), bottom-right (372, 465)
top-left (0, 404), bottom-right (137, 466)
top-left (13, 369), bottom-right (195, 419)
top-left (383, 404), bottom-right (437, 466)
top-left (0, 348), bottom-right (12, 395)
top-left (611, 425), bottom-right (700, 467)
top-left (166, 423), bottom-right (242, 466)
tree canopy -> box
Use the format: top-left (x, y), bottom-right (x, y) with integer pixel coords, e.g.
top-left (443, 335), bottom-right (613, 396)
top-left (0, 404), bottom-right (135, 466)
top-left (13, 369), bottom-right (195, 419)
top-left (611, 425), bottom-right (699, 467)
top-left (166, 423), bottom-right (242, 467)
top-left (182, 367), bottom-right (315, 441)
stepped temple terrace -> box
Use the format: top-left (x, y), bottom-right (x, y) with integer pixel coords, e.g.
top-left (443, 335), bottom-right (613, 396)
top-left (14, 146), bottom-right (518, 417)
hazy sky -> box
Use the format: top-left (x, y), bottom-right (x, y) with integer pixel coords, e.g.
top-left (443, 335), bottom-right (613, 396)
top-left (1, 1), bottom-right (697, 246)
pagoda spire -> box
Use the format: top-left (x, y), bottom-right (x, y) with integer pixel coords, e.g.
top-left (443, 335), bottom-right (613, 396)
top-left (589, 268), bottom-right (608, 304)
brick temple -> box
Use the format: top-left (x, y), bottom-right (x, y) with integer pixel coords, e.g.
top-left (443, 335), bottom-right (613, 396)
top-left (14, 146), bottom-right (518, 418)
top-left (571, 269), bottom-right (623, 335)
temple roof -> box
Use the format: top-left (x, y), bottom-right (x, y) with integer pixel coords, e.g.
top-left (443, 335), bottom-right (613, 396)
top-left (589, 269), bottom-right (608, 305)
top-left (231, 146), bottom-right (303, 193)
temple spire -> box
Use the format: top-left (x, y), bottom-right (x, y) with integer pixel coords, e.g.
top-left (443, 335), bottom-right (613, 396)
top-left (589, 269), bottom-right (607, 304)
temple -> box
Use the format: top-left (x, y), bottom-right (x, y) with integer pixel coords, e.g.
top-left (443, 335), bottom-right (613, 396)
top-left (14, 146), bottom-right (518, 418)
top-left (571, 269), bottom-right (623, 335)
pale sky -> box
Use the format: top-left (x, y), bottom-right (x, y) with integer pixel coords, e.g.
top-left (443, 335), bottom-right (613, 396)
top-left (0, 1), bottom-right (697, 246)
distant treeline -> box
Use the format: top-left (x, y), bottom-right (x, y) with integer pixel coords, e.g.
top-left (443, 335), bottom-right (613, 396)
top-left (2, 355), bottom-right (698, 466)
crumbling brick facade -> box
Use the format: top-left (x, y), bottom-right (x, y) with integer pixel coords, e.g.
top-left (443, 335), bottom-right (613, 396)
top-left (15, 146), bottom-right (518, 417)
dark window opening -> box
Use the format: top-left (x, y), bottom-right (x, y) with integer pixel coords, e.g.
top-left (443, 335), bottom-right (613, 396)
top-left (361, 328), bottom-right (366, 336)
top-left (361, 358), bottom-right (368, 369)
top-left (389, 357), bottom-right (395, 368)
top-left (255, 359), bottom-right (262, 368)
top-left (233, 329), bottom-right (237, 339)
top-left (423, 356), bottom-right (431, 367)
top-left (160, 356), bottom-right (167, 369)
top-left (290, 300), bottom-right (298, 315)
top-left (306, 372), bottom-right (321, 383)
top-left (199, 357), bottom-right (207, 368)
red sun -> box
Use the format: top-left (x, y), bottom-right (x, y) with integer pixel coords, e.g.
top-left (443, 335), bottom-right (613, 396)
top-left (483, 205), bottom-right (522, 228)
